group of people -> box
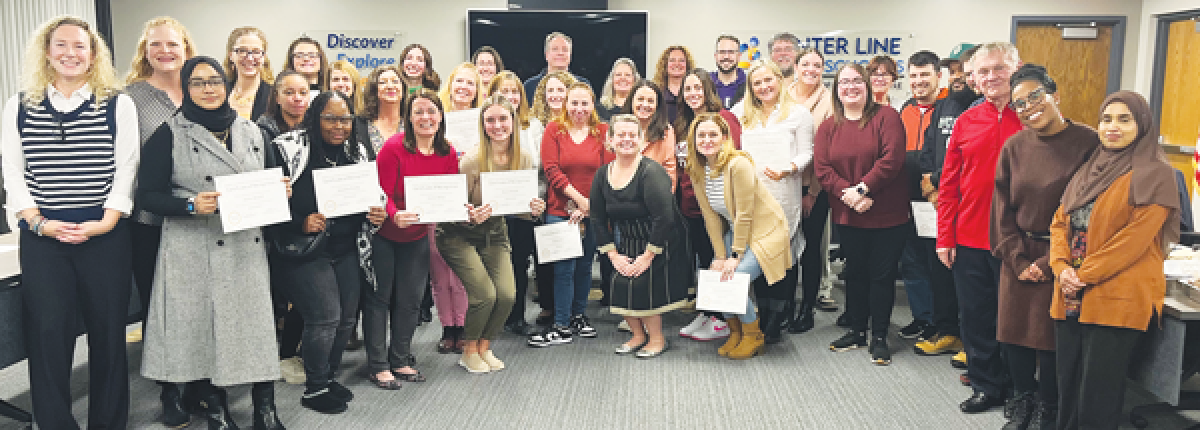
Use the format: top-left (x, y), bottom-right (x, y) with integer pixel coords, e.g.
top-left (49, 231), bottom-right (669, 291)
top-left (1, 13), bottom-right (1180, 430)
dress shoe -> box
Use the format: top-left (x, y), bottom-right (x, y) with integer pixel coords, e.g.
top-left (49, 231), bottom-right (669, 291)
top-left (252, 382), bottom-right (285, 430)
top-left (159, 382), bottom-right (191, 428)
top-left (197, 389), bottom-right (239, 430)
top-left (635, 340), bottom-right (669, 358)
top-left (960, 391), bottom-right (1006, 414)
top-left (615, 338), bottom-right (648, 355)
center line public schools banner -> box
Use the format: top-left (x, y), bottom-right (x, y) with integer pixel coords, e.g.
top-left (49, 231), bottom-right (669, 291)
top-left (310, 30), bottom-right (403, 71)
top-left (729, 31), bottom-right (914, 102)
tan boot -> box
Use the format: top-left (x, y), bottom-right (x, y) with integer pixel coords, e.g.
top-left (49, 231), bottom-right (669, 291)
top-left (717, 317), bottom-right (742, 357)
top-left (728, 319), bottom-right (764, 360)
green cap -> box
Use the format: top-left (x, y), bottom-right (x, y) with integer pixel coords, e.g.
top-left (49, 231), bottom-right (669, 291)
top-left (947, 43), bottom-right (976, 60)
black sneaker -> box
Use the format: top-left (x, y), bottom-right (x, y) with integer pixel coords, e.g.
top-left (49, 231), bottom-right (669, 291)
top-left (917, 323), bottom-right (938, 341)
top-left (301, 387), bottom-right (348, 414)
top-left (829, 331), bottom-right (867, 351)
top-left (570, 314), bottom-right (597, 338)
top-left (534, 313), bottom-right (554, 326)
top-left (327, 380), bottom-right (353, 403)
top-left (898, 320), bottom-right (926, 339)
top-left (528, 325), bottom-right (573, 347)
top-left (869, 336), bottom-right (891, 365)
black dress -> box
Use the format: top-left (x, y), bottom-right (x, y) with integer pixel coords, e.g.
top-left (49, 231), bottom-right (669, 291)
top-left (590, 157), bottom-right (693, 316)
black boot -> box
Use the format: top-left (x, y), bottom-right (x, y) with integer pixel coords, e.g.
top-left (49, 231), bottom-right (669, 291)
top-left (787, 300), bottom-right (815, 334)
top-left (252, 382), bottom-right (285, 430)
top-left (760, 299), bottom-right (789, 344)
top-left (160, 382), bottom-right (192, 428)
top-left (1002, 391), bottom-right (1035, 430)
top-left (1027, 399), bottom-right (1056, 430)
top-left (196, 384), bottom-right (239, 430)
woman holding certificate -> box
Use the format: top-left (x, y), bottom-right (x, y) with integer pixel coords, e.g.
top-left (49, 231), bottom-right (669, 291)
top-left (266, 91), bottom-right (385, 412)
top-left (686, 113), bottom-right (793, 360)
top-left (2, 16), bottom-right (137, 429)
top-left (366, 88), bottom-right (460, 388)
top-left (137, 56), bottom-right (284, 429)
top-left (592, 115), bottom-right (692, 358)
top-left (530, 82), bottom-right (612, 347)
top-left (525, 71), bottom-right (576, 329)
top-left (814, 63), bottom-right (909, 366)
top-left (439, 95), bottom-right (546, 372)
top-left (735, 60), bottom-right (813, 345)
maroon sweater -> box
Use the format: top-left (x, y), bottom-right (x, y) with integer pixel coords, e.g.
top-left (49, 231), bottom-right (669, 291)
top-left (377, 133), bottom-right (460, 242)
top-left (814, 107), bottom-right (910, 229)
top-left (541, 121), bottom-right (613, 217)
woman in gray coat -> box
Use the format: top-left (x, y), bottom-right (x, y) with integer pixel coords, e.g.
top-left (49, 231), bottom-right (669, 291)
top-left (138, 56), bottom-right (286, 430)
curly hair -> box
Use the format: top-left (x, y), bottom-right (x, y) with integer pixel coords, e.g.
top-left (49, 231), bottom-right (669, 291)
top-left (530, 71), bottom-right (576, 125)
top-left (553, 82), bottom-right (603, 138)
top-left (124, 16), bottom-right (195, 85)
top-left (22, 15), bottom-right (121, 106)
top-left (361, 65), bottom-right (405, 122)
top-left (651, 46), bottom-right (694, 96)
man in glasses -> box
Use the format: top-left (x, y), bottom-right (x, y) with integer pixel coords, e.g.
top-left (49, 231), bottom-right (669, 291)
top-left (711, 34), bottom-right (746, 109)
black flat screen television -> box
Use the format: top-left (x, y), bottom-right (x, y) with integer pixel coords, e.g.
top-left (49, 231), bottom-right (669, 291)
top-left (466, 9), bottom-right (647, 93)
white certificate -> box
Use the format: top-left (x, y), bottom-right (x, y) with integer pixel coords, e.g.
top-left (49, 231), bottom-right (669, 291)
top-left (534, 221), bottom-right (584, 263)
top-left (213, 167), bottom-right (291, 234)
top-left (404, 174), bottom-right (468, 223)
top-left (481, 170), bottom-right (538, 216)
top-left (443, 108), bottom-right (481, 155)
top-left (740, 128), bottom-right (791, 171)
top-left (912, 201), bottom-right (937, 238)
top-left (312, 162), bottom-right (385, 219)
top-left (695, 269), bottom-right (751, 314)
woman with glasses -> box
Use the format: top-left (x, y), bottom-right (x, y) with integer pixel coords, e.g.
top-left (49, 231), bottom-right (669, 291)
top-left (223, 26), bottom-right (274, 120)
top-left (285, 36), bottom-right (329, 97)
top-left (991, 64), bottom-right (1099, 428)
top-left (867, 55), bottom-right (903, 111)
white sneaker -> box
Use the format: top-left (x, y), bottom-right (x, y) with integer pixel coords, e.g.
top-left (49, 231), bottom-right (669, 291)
top-left (690, 317), bottom-right (731, 341)
top-left (280, 357), bottom-right (306, 385)
top-left (617, 320), bottom-right (631, 332)
top-left (679, 314), bottom-right (708, 338)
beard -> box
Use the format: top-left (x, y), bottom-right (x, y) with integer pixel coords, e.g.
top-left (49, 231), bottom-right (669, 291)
top-left (717, 59), bottom-right (738, 74)
top-left (779, 64), bottom-right (795, 78)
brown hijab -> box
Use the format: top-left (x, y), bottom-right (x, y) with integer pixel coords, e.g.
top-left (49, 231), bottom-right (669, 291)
top-left (1060, 91), bottom-right (1180, 248)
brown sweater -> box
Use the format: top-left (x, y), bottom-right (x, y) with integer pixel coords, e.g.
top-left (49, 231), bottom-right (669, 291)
top-left (1049, 173), bottom-right (1171, 331)
top-left (813, 106), bottom-right (909, 229)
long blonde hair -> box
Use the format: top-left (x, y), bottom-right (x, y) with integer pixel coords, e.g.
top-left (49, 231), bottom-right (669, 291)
top-left (530, 71), bottom-right (575, 125)
top-left (686, 113), bottom-right (752, 180)
top-left (124, 16), bottom-right (195, 85)
top-left (327, 60), bottom-right (364, 113)
top-left (487, 71), bottom-right (531, 129)
top-left (740, 60), bottom-right (796, 130)
top-left (599, 58), bottom-right (641, 109)
top-left (22, 15), bottom-right (121, 106)
top-left (438, 62), bottom-right (482, 111)
top-left (223, 26), bottom-right (275, 85)
top-left (476, 94), bottom-right (524, 173)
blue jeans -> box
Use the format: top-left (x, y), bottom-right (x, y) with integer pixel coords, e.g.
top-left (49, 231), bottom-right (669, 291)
top-left (721, 230), bottom-right (761, 323)
top-left (546, 215), bottom-right (596, 326)
top-left (900, 232), bottom-right (934, 324)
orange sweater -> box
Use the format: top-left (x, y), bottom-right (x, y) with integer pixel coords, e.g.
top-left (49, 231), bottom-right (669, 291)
top-left (1048, 173), bottom-right (1170, 331)
top-left (640, 126), bottom-right (677, 193)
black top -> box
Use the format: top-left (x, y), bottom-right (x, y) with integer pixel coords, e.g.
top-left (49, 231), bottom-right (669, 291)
top-left (249, 80), bottom-right (272, 121)
top-left (265, 135), bottom-right (368, 256)
top-left (596, 102), bottom-right (623, 122)
top-left (137, 124), bottom-right (191, 216)
top-left (590, 157), bottom-right (676, 252)
top-left (918, 89), bottom-right (979, 186)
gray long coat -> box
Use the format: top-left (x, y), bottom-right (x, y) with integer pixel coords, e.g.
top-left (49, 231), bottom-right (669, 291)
top-left (140, 115), bottom-right (279, 386)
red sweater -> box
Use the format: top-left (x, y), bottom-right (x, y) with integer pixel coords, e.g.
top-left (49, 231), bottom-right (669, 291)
top-left (936, 101), bottom-right (1023, 250)
top-left (681, 109), bottom-right (742, 217)
top-left (814, 106), bottom-right (910, 229)
top-left (541, 121), bottom-right (613, 217)
top-left (376, 134), bottom-right (460, 243)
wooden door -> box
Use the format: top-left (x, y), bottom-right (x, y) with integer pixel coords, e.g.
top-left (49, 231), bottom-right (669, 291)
top-left (1015, 25), bottom-right (1112, 125)
top-left (1160, 19), bottom-right (1200, 148)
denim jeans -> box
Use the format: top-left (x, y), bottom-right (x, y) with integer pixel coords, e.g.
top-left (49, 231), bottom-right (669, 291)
top-left (900, 231), bottom-right (934, 324)
top-left (279, 249), bottom-right (361, 392)
top-left (546, 215), bottom-right (596, 326)
top-left (721, 230), bottom-right (761, 322)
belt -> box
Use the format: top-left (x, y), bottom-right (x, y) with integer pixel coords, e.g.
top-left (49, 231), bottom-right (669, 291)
top-left (1025, 231), bottom-right (1051, 241)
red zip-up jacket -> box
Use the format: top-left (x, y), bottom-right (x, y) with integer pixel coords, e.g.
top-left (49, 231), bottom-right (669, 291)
top-left (936, 100), bottom-right (1023, 250)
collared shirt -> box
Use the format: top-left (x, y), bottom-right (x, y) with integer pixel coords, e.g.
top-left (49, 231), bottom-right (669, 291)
top-left (711, 69), bottom-right (746, 110)
top-left (2, 83), bottom-right (140, 215)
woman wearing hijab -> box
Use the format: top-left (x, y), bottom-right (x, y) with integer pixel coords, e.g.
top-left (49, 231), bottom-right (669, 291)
top-left (1048, 91), bottom-right (1180, 430)
top-left (990, 64), bottom-right (1100, 429)
top-left (138, 56), bottom-right (285, 429)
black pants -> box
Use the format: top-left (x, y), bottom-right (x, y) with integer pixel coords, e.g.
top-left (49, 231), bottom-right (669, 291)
top-left (955, 245), bottom-right (1008, 397)
top-left (687, 215), bottom-right (724, 318)
top-left (534, 259), bottom-right (555, 314)
top-left (753, 263), bottom-right (800, 300)
top-left (129, 221), bottom-right (161, 323)
top-left (505, 217), bottom-right (536, 325)
top-left (279, 248), bottom-right (362, 392)
top-left (928, 240), bottom-right (958, 336)
top-left (800, 191), bottom-right (830, 307)
top-left (269, 255), bottom-right (304, 359)
top-left (1055, 318), bottom-right (1141, 430)
top-left (21, 221), bottom-right (131, 430)
top-left (838, 223), bottom-right (907, 336)
top-left (1003, 343), bottom-right (1057, 402)
top-left (362, 235), bottom-right (429, 372)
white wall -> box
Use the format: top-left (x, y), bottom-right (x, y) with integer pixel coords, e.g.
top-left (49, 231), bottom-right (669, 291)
top-left (0, 0), bottom-right (97, 102)
top-left (109, 0), bottom-right (1144, 93)
top-left (1133, 0), bottom-right (1197, 95)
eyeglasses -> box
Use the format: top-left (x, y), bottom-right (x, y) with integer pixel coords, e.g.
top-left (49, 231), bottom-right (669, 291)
top-left (320, 115), bottom-right (355, 125)
top-left (838, 78), bottom-right (865, 86)
top-left (293, 52), bottom-right (320, 60)
top-left (870, 73), bottom-right (893, 78)
top-left (1010, 87), bottom-right (1047, 112)
top-left (233, 48), bottom-right (264, 58)
top-left (188, 78), bottom-right (224, 89)
top-left (716, 49), bottom-right (739, 56)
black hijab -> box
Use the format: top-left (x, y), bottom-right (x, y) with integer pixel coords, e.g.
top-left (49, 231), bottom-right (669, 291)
top-left (180, 56), bottom-right (238, 132)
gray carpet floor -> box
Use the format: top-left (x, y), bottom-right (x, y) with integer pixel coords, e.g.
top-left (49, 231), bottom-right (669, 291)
top-left (1, 284), bottom-right (1197, 429)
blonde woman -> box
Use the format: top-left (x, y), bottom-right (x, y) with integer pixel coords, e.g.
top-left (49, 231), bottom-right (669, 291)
top-left (734, 60), bottom-right (814, 344)
top-left (223, 26), bottom-right (275, 119)
top-left (2, 16), bottom-right (138, 429)
top-left (327, 59), bottom-right (364, 113)
top-left (439, 62), bottom-right (483, 112)
top-left (597, 57), bottom-right (641, 121)
top-left (651, 46), bottom-right (695, 123)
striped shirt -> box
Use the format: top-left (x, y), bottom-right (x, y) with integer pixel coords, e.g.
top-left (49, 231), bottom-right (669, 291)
top-left (704, 165), bottom-right (732, 223)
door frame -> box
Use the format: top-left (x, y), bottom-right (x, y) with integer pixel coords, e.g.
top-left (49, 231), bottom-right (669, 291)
top-left (1010, 15), bottom-right (1126, 96)
top-left (1149, 9), bottom-right (1200, 124)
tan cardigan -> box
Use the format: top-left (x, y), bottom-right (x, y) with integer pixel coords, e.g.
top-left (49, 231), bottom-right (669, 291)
top-left (691, 156), bottom-right (793, 284)
top-left (1048, 173), bottom-right (1171, 331)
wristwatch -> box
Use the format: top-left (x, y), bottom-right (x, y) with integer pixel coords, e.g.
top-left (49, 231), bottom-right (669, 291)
top-left (856, 183), bottom-right (869, 197)
top-left (729, 251), bottom-right (740, 260)
top-left (186, 197), bottom-right (196, 214)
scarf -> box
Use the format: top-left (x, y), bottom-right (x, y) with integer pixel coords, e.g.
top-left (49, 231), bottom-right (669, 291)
top-left (179, 56), bottom-right (237, 132)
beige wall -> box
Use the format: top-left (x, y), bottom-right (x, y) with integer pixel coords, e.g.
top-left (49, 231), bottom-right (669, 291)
top-left (110, 0), bottom-right (1145, 95)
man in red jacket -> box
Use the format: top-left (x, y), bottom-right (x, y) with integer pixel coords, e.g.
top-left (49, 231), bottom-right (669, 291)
top-left (935, 42), bottom-right (1023, 414)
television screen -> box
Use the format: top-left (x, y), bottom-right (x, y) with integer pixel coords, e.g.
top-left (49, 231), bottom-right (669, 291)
top-left (466, 9), bottom-right (648, 93)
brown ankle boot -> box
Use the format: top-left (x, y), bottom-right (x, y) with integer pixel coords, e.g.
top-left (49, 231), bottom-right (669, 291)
top-left (717, 317), bottom-right (742, 357)
top-left (728, 319), bottom-right (764, 359)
